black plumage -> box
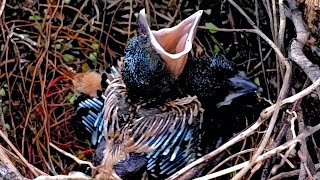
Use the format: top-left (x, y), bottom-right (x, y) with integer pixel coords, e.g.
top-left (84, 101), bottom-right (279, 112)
top-left (180, 54), bottom-right (261, 108)
top-left (180, 55), bottom-right (237, 107)
top-left (121, 8), bottom-right (203, 104)
top-left (77, 77), bottom-right (203, 180)
top-left (73, 8), bottom-right (261, 180)
top-left (122, 34), bottom-right (177, 104)
top-left (74, 9), bottom-right (205, 179)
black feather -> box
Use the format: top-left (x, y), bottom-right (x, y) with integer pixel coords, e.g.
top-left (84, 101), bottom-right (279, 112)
top-left (122, 35), bottom-right (179, 103)
top-left (179, 54), bottom-right (237, 107)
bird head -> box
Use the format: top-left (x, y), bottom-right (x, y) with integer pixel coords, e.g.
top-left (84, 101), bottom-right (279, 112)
top-left (136, 8), bottom-right (203, 78)
top-left (122, 9), bottom-right (203, 102)
top-left (180, 54), bottom-right (262, 108)
top-left (217, 71), bottom-right (263, 108)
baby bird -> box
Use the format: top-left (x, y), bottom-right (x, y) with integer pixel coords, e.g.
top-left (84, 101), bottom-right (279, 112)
top-left (180, 54), bottom-right (262, 109)
top-left (122, 9), bottom-right (202, 103)
top-left (75, 8), bottom-right (205, 180)
top-left (74, 7), bottom-right (261, 179)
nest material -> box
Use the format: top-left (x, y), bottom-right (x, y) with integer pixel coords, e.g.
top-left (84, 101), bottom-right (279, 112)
top-left (0, 0), bottom-right (320, 179)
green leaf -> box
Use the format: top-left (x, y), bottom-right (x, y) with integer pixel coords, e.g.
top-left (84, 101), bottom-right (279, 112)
top-left (2, 106), bottom-right (7, 114)
top-left (69, 95), bottom-right (77, 105)
top-left (29, 15), bottom-right (41, 21)
top-left (91, 43), bottom-right (99, 51)
top-left (63, 43), bottom-right (73, 51)
top-left (205, 22), bottom-right (218, 33)
top-left (89, 52), bottom-right (97, 61)
top-left (213, 44), bottom-right (220, 54)
top-left (56, 39), bottom-right (64, 43)
top-left (203, 9), bottom-right (212, 15)
top-left (29, 11), bottom-right (41, 21)
top-left (82, 63), bottom-right (90, 72)
top-left (64, 0), bottom-right (71, 4)
top-left (62, 54), bottom-right (75, 62)
top-left (52, 44), bottom-right (61, 50)
top-left (4, 123), bottom-right (10, 131)
top-left (254, 77), bottom-right (260, 86)
top-left (0, 88), bottom-right (6, 96)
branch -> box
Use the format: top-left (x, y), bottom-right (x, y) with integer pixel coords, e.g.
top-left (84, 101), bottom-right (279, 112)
top-left (227, 0), bottom-right (292, 179)
top-left (286, 0), bottom-right (320, 98)
top-left (167, 78), bottom-right (320, 180)
top-left (0, 130), bottom-right (45, 177)
top-left (195, 123), bottom-right (320, 179)
top-left (34, 172), bottom-right (92, 180)
top-left (0, 145), bottom-right (29, 180)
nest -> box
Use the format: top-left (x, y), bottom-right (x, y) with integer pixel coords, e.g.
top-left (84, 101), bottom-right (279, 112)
top-left (0, 0), bottom-right (320, 179)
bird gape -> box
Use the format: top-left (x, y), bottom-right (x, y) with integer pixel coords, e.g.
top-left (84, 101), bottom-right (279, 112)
top-left (74, 8), bottom-right (262, 180)
top-left (122, 9), bottom-right (203, 104)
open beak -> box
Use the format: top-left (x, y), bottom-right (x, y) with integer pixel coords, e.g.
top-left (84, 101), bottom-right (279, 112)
top-left (217, 73), bottom-right (263, 108)
top-left (138, 8), bottom-right (203, 77)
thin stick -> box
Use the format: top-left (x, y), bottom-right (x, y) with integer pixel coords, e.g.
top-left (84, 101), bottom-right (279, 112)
top-left (0, 0), bottom-right (5, 17)
top-left (167, 78), bottom-right (320, 180)
top-left (0, 130), bottom-right (43, 177)
top-left (49, 143), bottom-right (96, 170)
top-left (269, 163), bottom-right (320, 180)
top-left (34, 172), bottom-right (92, 180)
top-left (195, 123), bottom-right (320, 180)
top-left (227, 1), bottom-right (292, 179)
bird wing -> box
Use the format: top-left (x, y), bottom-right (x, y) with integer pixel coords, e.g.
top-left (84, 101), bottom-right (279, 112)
top-left (95, 78), bottom-right (204, 179)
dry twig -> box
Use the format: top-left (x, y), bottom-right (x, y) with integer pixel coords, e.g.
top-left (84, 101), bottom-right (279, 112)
top-left (286, 0), bottom-right (320, 98)
top-left (168, 78), bottom-right (320, 180)
top-left (195, 122), bottom-right (320, 179)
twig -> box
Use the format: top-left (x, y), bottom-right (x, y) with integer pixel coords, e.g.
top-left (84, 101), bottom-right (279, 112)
top-left (297, 105), bottom-right (316, 179)
top-left (311, 134), bottom-right (320, 162)
top-left (286, 0), bottom-right (320, 99)
top-left (268, 163), bottom-right (320, 180)
top-left (12, 32), bottom-right (38, 47)
top-left (198, 27), bottom-right (285, 61)
top-left (298, 151), bottom-right (314, 180)
top-left (262, 80), bottom-right (309, 179)
top-left (127, 0), bottom-right (133, 40)
top-left (270, 111), bottom-right (298, 175)
top-left (49, 143), bottom-right (96, 170)
top-left (261, 0), bottom-right (275, 40)
top-left (166, 0), bottom-right (183, 27)
top-left (70, 0), bottom-right (89, 28)
top-left (145, 0), bottom-right (150, 25)
top-left (255, 0), bottom-right (270, 100)
top-left (0, 0), bottom-right (5, 17)
top-left (0, 130), bottom-right (45, 177)
top-left (34, 172), bottom-right (92, 180)
top-left (279, 153), bottom-right (295, 168)
top-left (167, 78), bottom-right (320, 180)
top-left (278, 0), bottom-right (286, 52)
top-left (194, 123), bottom-right (320, 180)
top-left (105, 0), bottom-right (125, 46)
top-left (227, 1), bottom-right (292, 179)
top-left (208, 148), bottom-right (256, 174)
top-left (272, 0), bottom-right (278, 46)
top-left (261, 120), bottom-right (290, 180)
top-left (0, 96), bottom-right (7, 137)
top-left (0, 144), bottom-right (27, 180)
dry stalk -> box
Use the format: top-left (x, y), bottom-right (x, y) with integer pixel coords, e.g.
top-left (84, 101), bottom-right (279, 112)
top-left (195, 122), bottom-right (320, 179)
top-left (168, 78), bottom-right (320, 180)
top-left (286, 0), bottom-right (320, 98)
